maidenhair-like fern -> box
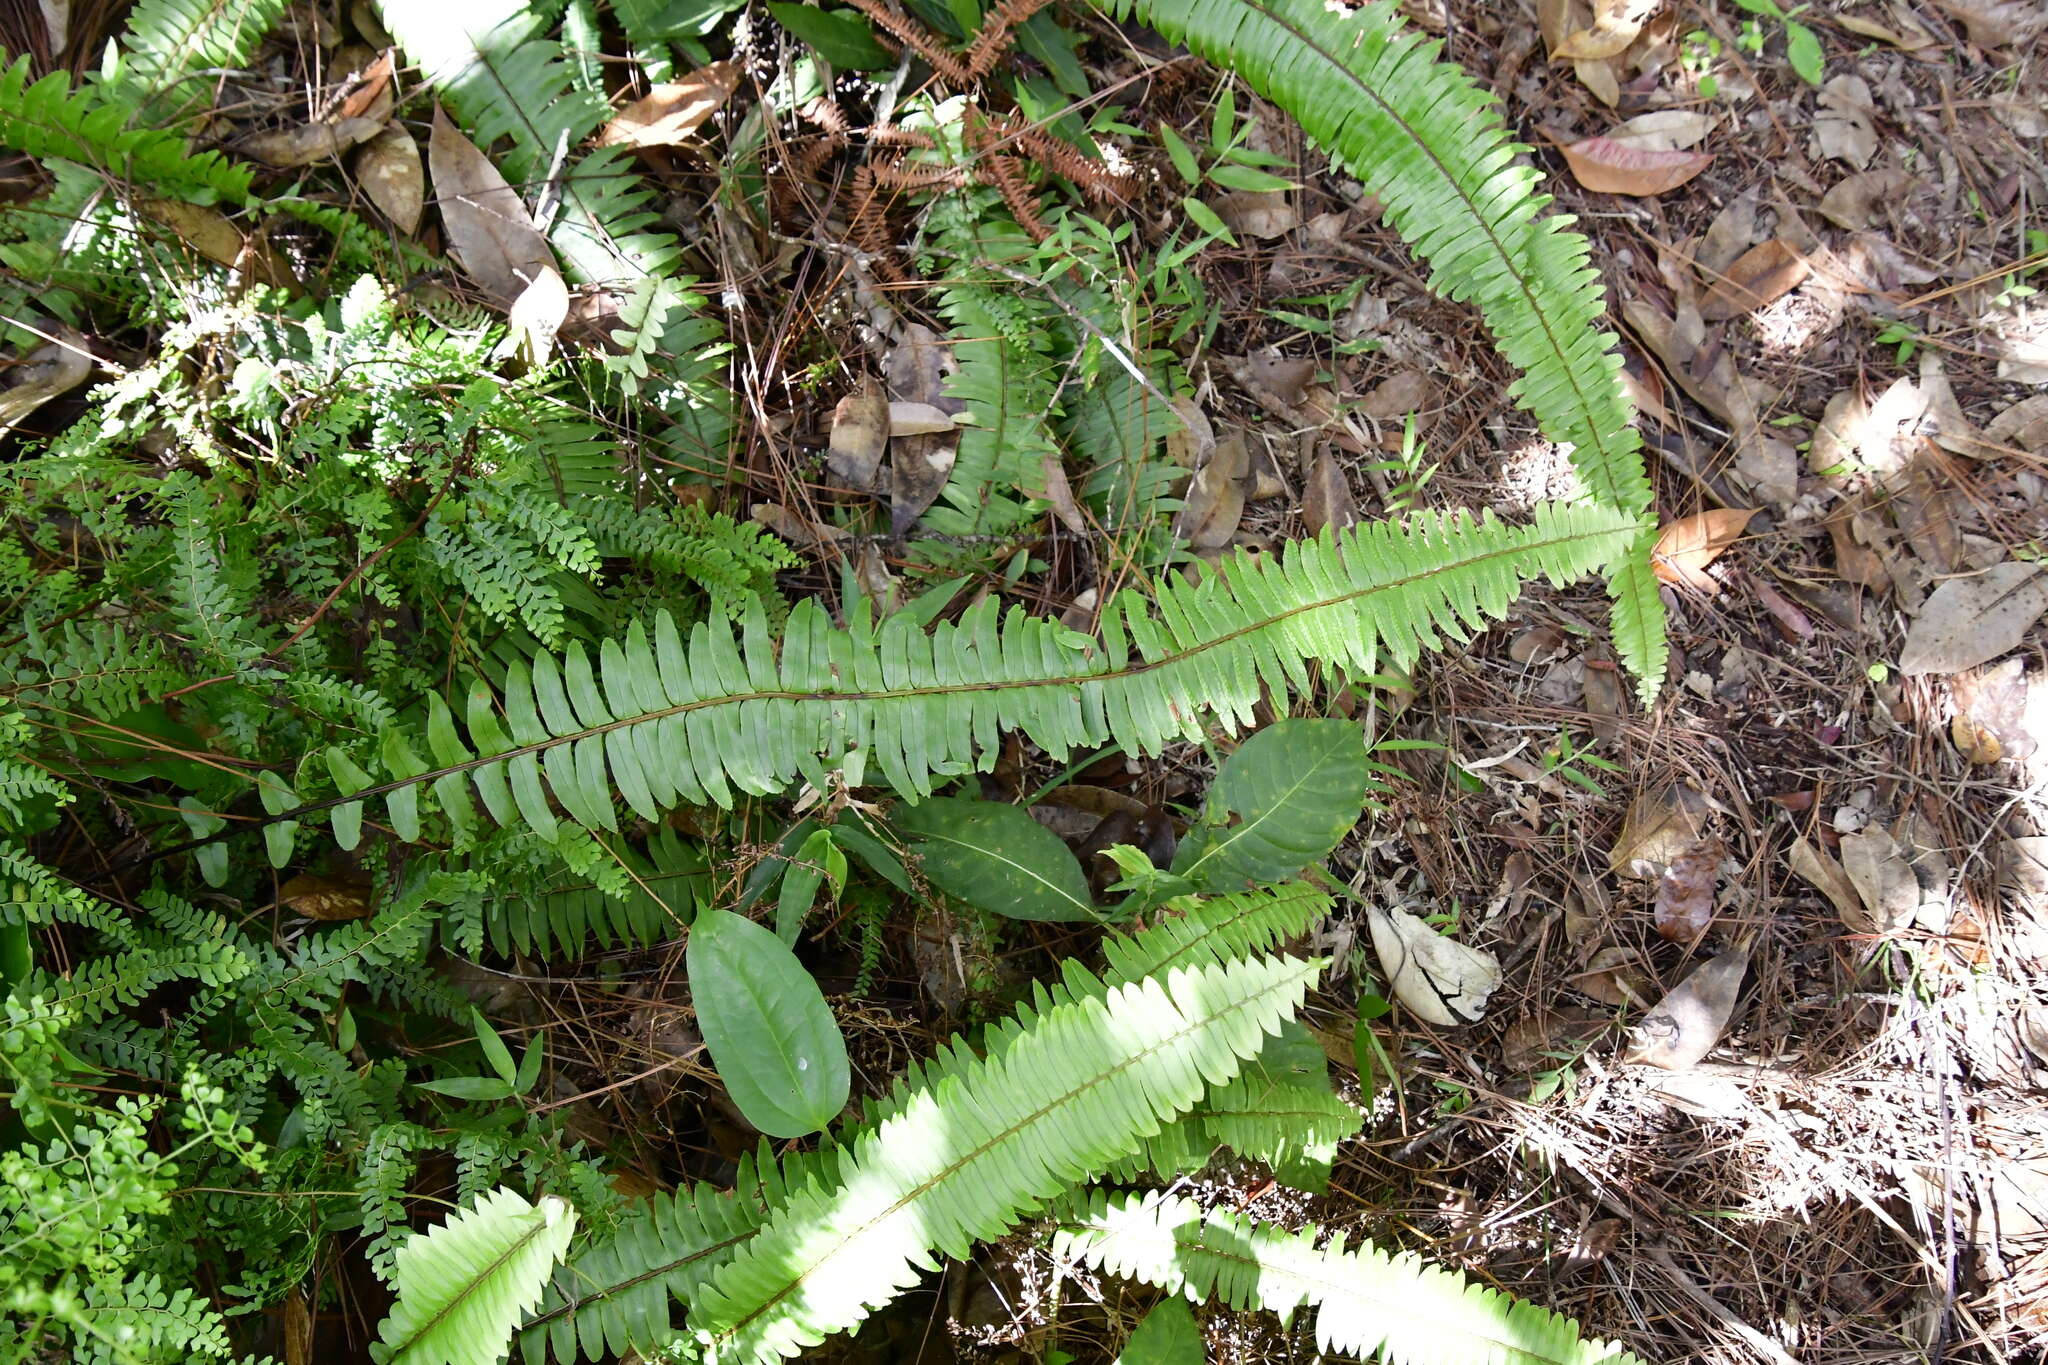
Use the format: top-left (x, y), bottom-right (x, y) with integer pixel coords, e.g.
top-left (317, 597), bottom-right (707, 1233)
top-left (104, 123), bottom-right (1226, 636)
top-left (1093, 0), bottom-right (1666, 694)
top-left (1055, 1189), bottom-right (1648, 1365)
top-left (272, 501), bottom-right (1639, 851)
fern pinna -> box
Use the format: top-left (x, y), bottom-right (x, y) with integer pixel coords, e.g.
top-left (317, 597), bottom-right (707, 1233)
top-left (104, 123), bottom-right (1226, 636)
top-left (262, 502), bottom-right (1639, 853)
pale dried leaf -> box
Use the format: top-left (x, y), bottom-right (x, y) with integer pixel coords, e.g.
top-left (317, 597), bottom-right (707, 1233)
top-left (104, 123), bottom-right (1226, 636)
top-left (1213, 191), bottom-right (1299, 240)
top-left (502, 267), bottom-right (569, 366)
top-left (1813, 75), bottom-right (1878, 169)
top-left (1838, 827), bottom-right (1918, 934)
top-left (0, 329), bottom-right (92, 434)
top-left (355, 122), bottom-right (423, 233)
top-left (1817, 169), bottom-right (1913, 231)
top-left (1788, 834), bottom-right (1870, 932)
top-left (1984, 396), bottom-right (2048, 455)
top-left (1899, 563), bottom-right (2048, 676)
top-left (1573, 57), bottom-right (1622, 107)
top-left (887, 401), bottom-right (958, 436)
top-left (1951, 657), bottom-right (2039, 763)
top-left (1610, 783), bottom-right (1713, 878)
top-left (138, 198), bottom-right (296, 290)
top-left (1039, 450), bottom-right (1087, 535)
top-left (1700, 239), bottom-right (1811, 321)
top-left (1623, 938), bottom-right (1752, 1069)
top-left (428, 107), bottom-right (556, 306)
top-left (827, 385), bottom-right (888, 493)
top-left (1360, 367), bottom-right (1433, 420)
top-left (599, 62), bottom-right (740, 148)
top-left (1560, 136), bottom-right (1711, 195)
top-left (1696, 190), bottom-right (1761, 275)
top-left (885, 324), bottom-right (963, 533)
top-left (1553, 0), bottom-right (1659, 59)
top-left (334, 49), bottom-right (395, 121)
top-left (1606, 110), bottom-right (1718, 152)
top-left (1652, 507), bottom-right (1757, 591)
top-left (1574, 946), bottom-right (1655, 1008)
top-left (1365, 902), bottom-right (1501, 1025)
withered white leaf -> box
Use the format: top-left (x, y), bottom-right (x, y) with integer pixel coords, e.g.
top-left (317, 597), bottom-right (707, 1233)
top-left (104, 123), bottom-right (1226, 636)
top-left (1365, 902), bottom-right (1501, 1026)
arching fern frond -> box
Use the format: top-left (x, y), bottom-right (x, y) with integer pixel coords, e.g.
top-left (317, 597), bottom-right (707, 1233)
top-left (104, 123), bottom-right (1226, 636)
top-left (1097, 0), bottom-right (1665, 692)
top-left (1054, 1189), bottom-right (1648, 1365)
top-left (371, 1186), bottom-right (576, 1365)
top-left (480, 825), bottom-right (707, 959)
top-left (686, 952), bottom-right (1321, 1362)
top-left (286, 501), bottom-right (1638, 850)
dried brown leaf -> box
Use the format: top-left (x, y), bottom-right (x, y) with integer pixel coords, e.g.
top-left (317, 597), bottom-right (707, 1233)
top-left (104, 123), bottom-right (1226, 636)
top-left (599, 62), bottom-right (740, 148)
top-left (1654, 836), bottom-right (1721, 943)
top-left (1838, 826), bottom-right (1919, 934)
top-left (1817, 169), bottom-right (1915, 230)
top-left (1651, 507), bottom-right (1757, 591)
top-left (354, 122), bottom-right (423, 234)
top-left (428, 108), bottom-right (555, 306)
top-left (1360, 367), bottom-right (1433, 420)
top-left (1300, 448), bottom-right (1357, 537)
top-left (884, 324), bottom-right (963, 533)
top-left (1610, 783), bottom-right (1713, 878)
top-left (1213, 191), bottom-right (1299, 240)
top-left (137, 198), bottom-right (297, 290)
top-left (1700, 239), bottom-right (1810, 321)
top-left (1787, 835), bottom-right (1869, 932)
top-left (887, 401), bottom-right (957, 436)
top-left (826, 385), bottom-right (887, 494)
top-left (1623, 937), bottom-right (1752, 1069)
top-left (1813, 75), bottom-right (1878, 169)
top-left (1559, 136), bottom-right (1712, 196)
top-left (1366, 902), bottom-right (1501, 1025)
top-left (1984, 396), bottom-right (2048, 455)
top-left (334, 49), bottom-right (395, 121)
top-left (237, 115), bottom-right (384, 168)
top-left (0, 328), bottom-right (91, 434)
top-left (1173, 432), bottom-right (1249, 550)
top-left (1606, 109), bottom-right (1718, 152)
top-left (1899, 563), bottom-right (2048, 676)
top-left (1040, 450), bottom-right (1087, 535)
top-left (281, 873), bottom-right (372, 921)
top-left (1951, 657), bottom-right (2038, 764)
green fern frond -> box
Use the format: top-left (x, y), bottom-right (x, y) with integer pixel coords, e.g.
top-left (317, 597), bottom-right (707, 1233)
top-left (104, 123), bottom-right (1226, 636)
top-left (108, 0), bottom-right (291, 120)
top-left (371, 1186), bottom-right (577, 1365)
top-left (520, 1144), bottom-right (825, 1365)
top-left (480, 825), bottom-right (706, 959)
top-left (289, 501), bottom-right (1637, 850)
top-left (1096, 0), bottom-right (1664, 692)
top-left (1055, 1189), bottom-right (1647, 1365)
top-left (686, 953), bottom-right (1321, 1362)
top-left (0, 56), bottom-right (253, 201)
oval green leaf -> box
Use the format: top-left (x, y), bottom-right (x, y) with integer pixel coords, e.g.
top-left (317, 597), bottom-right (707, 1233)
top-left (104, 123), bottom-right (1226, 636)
top-left (687, 909), bottom-right (850, 1138)
top-left (1171, 719), bottom-right (1375, 890)
top-left (894, 797), bottom-right (1098, 922)
top-left (1115, 1296), bottom-right (1204, 1365)
top-left (765, 3), bottom-right (891, 70)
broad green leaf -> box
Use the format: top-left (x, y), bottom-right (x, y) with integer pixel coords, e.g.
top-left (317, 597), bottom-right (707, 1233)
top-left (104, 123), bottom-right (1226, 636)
top-left (416, 1075), bottom-right (516, 1102)
top-left (1117, 1296), bottom-right (1205, 1364)
top-left (688, 909), bottom-right (850, 1138)
top-left (894, 797), bottom-right (1098, 922)
top-left (371, 1187), bottom-right (575, 1365)
top-left (776, 827), bottom-right (845, 945)
top-left (1159, 122), bottom-right (1200, 185)
top-left (1172, 720), bottom-right (1374, 890)
top-left (1205, 161), bottom-right (1295, 193)
top-left (1784, 21), bottom-right (1824, 84)
top-left (765, 3), bottom-right (891, 69)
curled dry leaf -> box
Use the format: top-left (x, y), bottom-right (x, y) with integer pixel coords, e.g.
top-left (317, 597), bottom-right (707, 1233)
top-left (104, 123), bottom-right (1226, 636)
top-left (885, 323), bottom-right (961, 533)
top-left (1300, 448), bottom-right (1357, 536)
top-left (1574, 946), bottom-right (1655, 1008)
top-left (1212, 191), bottom-right (1299, 240)
top-left (355, 122), bottom-right (423, 234)
top-left (826, 384), bottom-right (888, 493)
top-left (1551, 0), bottom-right (1659, 59)
top-left (1605, 110), bottom-right (1718, 152)
top-left (1359, 367), bottom-right (1433, 421)
top-left (1651, 507), bottom-right (1757, 592)
top-left (599, 61), bottom-right (740, 148)
top-left (1813, 75), bottom-right (1878, 170)
top-left (1700, 239), bottom-right (1811, 321)
top-left (1365, 902), bottom-right (1501, 1025)
top-left (1559, 136), bottom-right (1712, 196)
top-left (1039, 450), bottom-right (1087, 536)
top-left (428, 108), bottom-right (556, 307)
top-left (334, 49), bottom-right (395, 121)
top-left (1952, 658), bottom-right (2042, 765)
top-left (1623, 937), bottom-right (1752, 1070)
top-left (0, 328), bottom-right (92, 434)
top-left (1899, 563), bottom-right (2048, 676)
top-left (138, 198), bottom-right (297, 290)
top-left (1653, 837), bottom-right (1721, 943)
